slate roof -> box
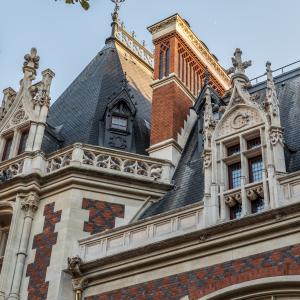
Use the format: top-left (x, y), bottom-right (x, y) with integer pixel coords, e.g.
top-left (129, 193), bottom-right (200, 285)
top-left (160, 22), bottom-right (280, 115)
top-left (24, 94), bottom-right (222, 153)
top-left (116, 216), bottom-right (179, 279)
top-left (42, 39), bottom-right (153, 155)
top-left (140, 66), bottom-right (300, 219)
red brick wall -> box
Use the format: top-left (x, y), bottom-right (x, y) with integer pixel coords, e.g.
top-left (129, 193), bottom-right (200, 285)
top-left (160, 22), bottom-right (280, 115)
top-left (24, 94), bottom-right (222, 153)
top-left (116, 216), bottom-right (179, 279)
top-left (82, 198), bottom-right (125, 235)
top-left (151, 81), bottom-right (191, 145)
top-left (85, 243), bottom-right (300, 300)
top-left (26, 203), bottom-right (62, 300)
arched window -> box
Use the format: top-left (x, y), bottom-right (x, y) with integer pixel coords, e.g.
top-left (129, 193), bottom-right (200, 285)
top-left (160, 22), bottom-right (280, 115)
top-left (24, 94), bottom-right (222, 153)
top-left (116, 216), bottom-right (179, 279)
top-left (178, 52), bottom-right (181, 78)
top-left (159, 51), bottom-right (164, 80)
top-left (165, 48), bottom-right (170, 77)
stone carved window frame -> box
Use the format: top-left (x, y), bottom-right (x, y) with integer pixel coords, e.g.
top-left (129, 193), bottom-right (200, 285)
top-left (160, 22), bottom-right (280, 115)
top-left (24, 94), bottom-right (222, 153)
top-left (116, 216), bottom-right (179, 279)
top-left (0, 121), bottom-right (31, 162)
top-left (211, 103), bottom-right (270, 221)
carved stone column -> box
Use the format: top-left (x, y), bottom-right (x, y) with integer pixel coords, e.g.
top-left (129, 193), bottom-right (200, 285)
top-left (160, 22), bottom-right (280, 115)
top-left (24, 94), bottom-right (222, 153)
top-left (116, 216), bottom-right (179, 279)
top-left (67, 256), bottom-right (88, 300)
top-left (8, 192), bottom-right (39, 300)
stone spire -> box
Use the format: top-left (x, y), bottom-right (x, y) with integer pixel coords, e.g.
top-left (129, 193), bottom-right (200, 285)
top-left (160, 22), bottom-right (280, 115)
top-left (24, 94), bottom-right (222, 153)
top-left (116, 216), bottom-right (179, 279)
top-left (203, 88), bottom-right (215, 150)
top-left (265, 61), bottom-right (280, 122)
top-left (227, 48), bottom-right (252, 82)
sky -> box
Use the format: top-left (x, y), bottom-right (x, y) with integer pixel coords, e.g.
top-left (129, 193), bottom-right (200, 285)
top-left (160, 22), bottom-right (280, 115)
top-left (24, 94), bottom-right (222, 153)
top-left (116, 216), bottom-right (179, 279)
top-left (1, 0), bottom-right (300, 102)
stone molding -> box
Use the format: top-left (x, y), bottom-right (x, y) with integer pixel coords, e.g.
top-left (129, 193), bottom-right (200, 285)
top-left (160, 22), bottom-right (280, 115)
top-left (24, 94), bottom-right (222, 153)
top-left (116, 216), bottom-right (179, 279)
top-left (72, 202), bottom-right (300, 293)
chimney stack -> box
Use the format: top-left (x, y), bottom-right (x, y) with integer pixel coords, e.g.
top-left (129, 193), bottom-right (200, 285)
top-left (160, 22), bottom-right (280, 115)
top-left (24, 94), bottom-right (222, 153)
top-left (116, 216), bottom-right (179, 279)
top-left (147, 14), bottom-right (230, 165)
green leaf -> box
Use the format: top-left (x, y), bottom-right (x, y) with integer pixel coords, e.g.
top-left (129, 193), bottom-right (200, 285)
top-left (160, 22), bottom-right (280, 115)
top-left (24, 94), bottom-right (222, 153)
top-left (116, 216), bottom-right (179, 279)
top-left (80, 0), bottom-right (90, 10)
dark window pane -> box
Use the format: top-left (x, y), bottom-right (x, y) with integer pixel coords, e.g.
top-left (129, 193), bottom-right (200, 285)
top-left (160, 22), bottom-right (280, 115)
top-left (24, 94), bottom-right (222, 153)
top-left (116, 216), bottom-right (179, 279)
top-left (178, 52), bottom-right (181, 78)
top-left (251, 197), bottom-right (265, 214)
top-left (249, 156), bottom-right (263, 183)
top-left (228, 162), bottom-right (242, 189)
top-left (111, 116), bottom-right (128, 131)
top-left (165, 48), bottom-right (170, 77)
top-left (227, 144), bottom-right (240, 156)
top-left (186, 62), bottom-right (188, 85)
top-left (230, 203), bottom-right (242, 220)
top-left (182, 57), bottom-right (185, 82)
top-left (18, 130), bottom-right (29, 155)
top-left (159, 51), bottom-right (164, 79)
top-left (2, 137), bottom-right (13, 161)
top-left (247, 137), bottom-right (261, 150)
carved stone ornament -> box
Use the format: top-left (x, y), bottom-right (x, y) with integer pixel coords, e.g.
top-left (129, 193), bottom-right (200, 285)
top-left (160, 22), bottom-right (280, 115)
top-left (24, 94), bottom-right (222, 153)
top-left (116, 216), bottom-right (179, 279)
top-left (218, 107), bottom-right (262, 138)
top-left (265, 61), bottom-right (280, 119)
top-left (72, 277), bottom-right (88, 300)
top-left (270, 128), bottom-right (283, 146)
top-left (11, 109), bottom-right (26, 125)
top-left (246, 184), bottom-right (264, 201)
top-left (231, 112), bottom-right (250, 129)
top-left (33, 90), bottom-right (51, 108)
top-left (203, 150), bottom-right (212, 169)
top-left (227, 48), bottom-right (252, 76)
top-left (23, 48), bottom-right (40, 75)
top-left (21, 192), bottom-right (40, 213)
top-left (68, 256), bottom-right (83, 277)
top-left (225, 191), bottom-right (241, 207)
top-left (150, 167), bottom-right (162, 180)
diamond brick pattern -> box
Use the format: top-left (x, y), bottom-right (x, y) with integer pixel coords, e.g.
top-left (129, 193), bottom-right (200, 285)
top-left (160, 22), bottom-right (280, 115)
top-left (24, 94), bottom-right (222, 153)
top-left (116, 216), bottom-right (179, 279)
top-left (85, 243), bottom-right (300, 300)
top-left (26, 202), bottom-right (62, 300)
top-left (82, 198), bottom-right (125, 235)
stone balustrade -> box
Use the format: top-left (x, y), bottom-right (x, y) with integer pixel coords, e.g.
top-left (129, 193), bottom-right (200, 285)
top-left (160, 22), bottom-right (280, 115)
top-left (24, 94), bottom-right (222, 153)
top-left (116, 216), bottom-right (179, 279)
top-left (0, 144), bottom-right (174, 184)
top-left (0, 156), bottom-right (25, 182)
top-left (77, 204), bottom-right (204, 262)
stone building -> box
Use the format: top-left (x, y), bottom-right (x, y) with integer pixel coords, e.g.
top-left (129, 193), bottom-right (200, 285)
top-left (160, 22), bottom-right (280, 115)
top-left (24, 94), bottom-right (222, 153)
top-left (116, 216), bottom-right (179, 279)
top-left (1, 3), bottom-right (300, 300)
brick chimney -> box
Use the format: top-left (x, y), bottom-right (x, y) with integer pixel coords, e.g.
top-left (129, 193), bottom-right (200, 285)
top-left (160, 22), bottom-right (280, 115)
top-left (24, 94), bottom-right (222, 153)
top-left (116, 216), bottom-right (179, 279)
top-left (147, 14), bottom-right (230, 165)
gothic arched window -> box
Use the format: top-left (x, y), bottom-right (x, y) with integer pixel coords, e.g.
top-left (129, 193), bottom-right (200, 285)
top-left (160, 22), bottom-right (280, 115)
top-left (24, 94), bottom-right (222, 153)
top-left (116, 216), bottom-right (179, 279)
top-left (159, 51), bottom-right (164, 80)
top-left (165, 48), bottom-right (170, 77)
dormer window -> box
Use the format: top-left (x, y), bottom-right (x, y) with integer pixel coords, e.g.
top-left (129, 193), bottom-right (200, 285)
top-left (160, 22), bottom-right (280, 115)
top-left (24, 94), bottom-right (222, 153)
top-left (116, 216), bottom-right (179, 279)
top-left (2, 136), bottom-right (13, 161)
top-left (104, 81), bottom-right (137, 152)
top-left (111, 116), bottom-right (128, 131)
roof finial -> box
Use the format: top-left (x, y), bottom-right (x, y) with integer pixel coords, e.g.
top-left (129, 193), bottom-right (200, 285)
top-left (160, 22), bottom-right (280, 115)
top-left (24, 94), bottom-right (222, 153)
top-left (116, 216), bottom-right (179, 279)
top-left (23, 47), bottom-right (40, 76)
top-left (109, 0), bottom-right (125, 37)
top-left (227, 48), bottom-right (252, 81)
top-left (111, 0), bottom-right (125, 15)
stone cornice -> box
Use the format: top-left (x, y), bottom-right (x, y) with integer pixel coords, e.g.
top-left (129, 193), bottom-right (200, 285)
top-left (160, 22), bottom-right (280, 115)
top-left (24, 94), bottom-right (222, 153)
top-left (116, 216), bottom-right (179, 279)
top-left (70, 202), bottom-right (300, 285)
